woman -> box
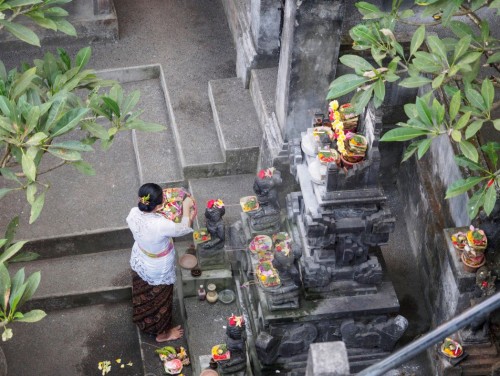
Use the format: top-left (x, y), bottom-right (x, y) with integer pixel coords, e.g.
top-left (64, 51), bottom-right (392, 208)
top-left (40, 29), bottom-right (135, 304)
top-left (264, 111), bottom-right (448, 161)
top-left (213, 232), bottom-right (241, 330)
top-left (126, 183), bottom-right (195, 342)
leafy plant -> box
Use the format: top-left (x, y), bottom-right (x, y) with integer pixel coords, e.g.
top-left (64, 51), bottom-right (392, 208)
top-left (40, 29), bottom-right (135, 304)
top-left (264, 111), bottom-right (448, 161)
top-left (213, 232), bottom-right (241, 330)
top-left (0, 217), bottom-right (44, 341)
top-left (0, 0), bottom-right (76, 47)
top-left (327, 0), bottom-right (500, 219)
top-left (0, 47), bottom-right (165, 223)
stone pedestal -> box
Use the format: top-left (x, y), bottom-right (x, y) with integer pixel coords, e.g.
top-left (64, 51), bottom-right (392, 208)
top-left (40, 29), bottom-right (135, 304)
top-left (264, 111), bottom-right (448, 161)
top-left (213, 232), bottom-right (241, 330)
top-left (196, 243), bottom-right (228, 271)
top-left (276, 0), bottom-right (346, 141)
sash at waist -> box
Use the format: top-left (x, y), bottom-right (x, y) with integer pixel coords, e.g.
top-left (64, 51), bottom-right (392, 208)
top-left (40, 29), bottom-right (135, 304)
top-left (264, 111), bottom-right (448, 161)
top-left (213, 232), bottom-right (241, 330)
top-left (138, 241), bottom-right (173, 258)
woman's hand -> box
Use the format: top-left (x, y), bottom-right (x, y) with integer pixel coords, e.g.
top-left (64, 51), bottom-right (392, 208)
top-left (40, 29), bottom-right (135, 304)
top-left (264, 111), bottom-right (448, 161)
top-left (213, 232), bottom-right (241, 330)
top-left (182, 197), bottom-right (197, 225)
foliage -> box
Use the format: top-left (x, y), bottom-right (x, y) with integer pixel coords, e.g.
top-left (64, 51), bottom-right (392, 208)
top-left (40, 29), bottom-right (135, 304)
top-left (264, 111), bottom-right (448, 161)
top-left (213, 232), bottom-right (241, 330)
top-left (0, 217), bottom-right (44, 341)
top-left (0, 0), bottom-right (76, 47)
top-left (327, 0), bottom-right (500, 219)
top-left (0, 47), bottom-right (165, 223)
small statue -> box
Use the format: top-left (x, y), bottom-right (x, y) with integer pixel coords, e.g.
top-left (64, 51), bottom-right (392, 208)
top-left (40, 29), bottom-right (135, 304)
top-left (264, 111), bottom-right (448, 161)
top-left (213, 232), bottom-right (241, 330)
top-left (252, 168), bottom-right (282, 217)
top-left (202, 199), bottom-right (226, 250)
top-left (218, 315), bottom-right (247, 373)
top-left (475, 266), bottom-right (497, 297)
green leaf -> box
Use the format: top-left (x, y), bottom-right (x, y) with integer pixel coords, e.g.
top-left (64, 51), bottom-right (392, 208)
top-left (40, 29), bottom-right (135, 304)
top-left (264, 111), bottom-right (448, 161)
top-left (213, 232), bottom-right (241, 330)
top-left (484, 184), bottom-right (497, 216)
top-left (49, 140), bottom-right (93, 152)
top-left (11, 67), bottom-right (37, 99)
top-left (454, 155), bottom-right (484, 172)
top-left (449, 21), bottom-right (475, 40)
top-left (71, 160), bottom-right (95, 175)
top-left (81, 121), bottom-right (109, 140)
top-left (121, 90), bottom-right (140, 115)
top-left (432, 73), bottom-right (445, 89)
top-left (53, 19), bottom-right (76, 36)
top-left (0, 188), bottom-right (14, 200)
top-left (401, 141), bottom-right (421, 162)
top-left (350, 24), bottom-right (379, 46)
top-left (26, 183), bottom-right (37, 205)
top-left (410, 25), bottom-right (425, 57)
top-left (44, 98), bottom-right (67, 132)
top-left (0, 20), bottom-right (40, 46)
top-left (15, 309), bottom-right (46, 323)
top-left (449, 90), bottom-right (461, 120)
top-left (373, 79), bottom-right (385, 104)
top-left (353, 86), bottom-right (373, 114)
top-left (26, 132), bottom-right (47, 146)
top-left (399, 76), bottom-right (432, 88)
top-left (355, 2), bottom-right (381, 15)
top-left (16, 270), bottom-right (40, 309)
top-left (102, 97), bottom-right (120, 117)
top-left (404, 103), bottom-right (417, 119)
top-left (327, 74), bottom-right (369, 99)
top-left (27, 14), bottom-right (57, 31)
top-left (380, 127), bottom-right (430, 142)
top-left (21, 153), bottom-right (36, 181)
top-left (0, 61), bottom-right (6, 82)
top-left (453, 35), bottom-right (472, 63)
top-left (29, 192), bottom-right (45, 224)
top-left (51, 108), bottom-right (89, 137)
top-left (465, 120), bottom-right (484, 139)
top-left (427, 35), bottom-right (448, 65)
top-left (0, 168), bottom-right (20, 183)
top-left (481, 142), bottom-right (500, 169)
top-left (75, 47), bottom-right (91, 69)
top-left (454, 111), bottom-right (471, 130)
top-left (340, 55), bottom-right (374, 73)
top-left (9, 252), bottom-right (38, 262)
top-left (47, 148), bottom-right (81, 161)
top-left (417, 138), bottom-right (432, 159)
top-left (487, 52), bottom-right (500, 64)
top-left (43, 6), bottom-right (69, 16)
top-left (445, 176), bottom-right (486, 198)
top-left (481, 79), bottom-right (494, 109)
top-left (459, 140), bottom-right (479, 162)
top-left (451, 129), bottom-right (462, 142)
top-left (6, 0), bottom-right (42, 5)
top-left (412, 52), bottom-right (443, 73)
top-left (0, 241), bottom-right (28, 264)
top-left (467, 189), bottom-right (486, 219)
top-left (458, 52), bottom-right (482, 66)
top-left (494, 119), bottom-right (500, 131)
top-left (9, 268), bottom-right (26, 313)
top-left (0, 262), bottom-right (10, 311)
top-left (465, 86), bottom-right (486, 112)
top-left (416, 97), bottom-right (433, 127)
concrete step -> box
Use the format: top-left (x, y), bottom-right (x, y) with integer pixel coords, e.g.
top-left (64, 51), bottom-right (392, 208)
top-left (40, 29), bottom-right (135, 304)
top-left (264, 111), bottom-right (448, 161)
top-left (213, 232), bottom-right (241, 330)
top-left (208, 77), bottom-right (263, 174)
top-left (184, 296), bottom-right (239, 375)
top-left (1, 302), bottom-right (143, 376)
top-left (10, 249), bottom-right (131, 311)
top-left (249, 67), bottom-right (278, 131)
top-left (99, 64), bottom-right (184, 185)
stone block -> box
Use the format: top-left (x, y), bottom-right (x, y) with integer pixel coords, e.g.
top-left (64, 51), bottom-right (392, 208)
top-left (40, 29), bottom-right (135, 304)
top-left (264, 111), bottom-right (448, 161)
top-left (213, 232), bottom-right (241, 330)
top-left (305, 342), bottom-right (350, 376)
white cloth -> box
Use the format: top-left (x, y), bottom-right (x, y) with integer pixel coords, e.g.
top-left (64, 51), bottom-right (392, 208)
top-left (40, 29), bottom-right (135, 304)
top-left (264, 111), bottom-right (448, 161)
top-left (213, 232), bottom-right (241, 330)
top-left (126, 207), bottom-right (193, 285)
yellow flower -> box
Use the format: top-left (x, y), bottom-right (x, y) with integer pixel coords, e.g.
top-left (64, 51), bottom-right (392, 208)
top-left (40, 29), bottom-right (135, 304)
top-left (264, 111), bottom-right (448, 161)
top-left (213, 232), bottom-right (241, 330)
top-left (116, 358), bottom-right (121, 363)
top-left (329, 100), bottom-right (339, 111)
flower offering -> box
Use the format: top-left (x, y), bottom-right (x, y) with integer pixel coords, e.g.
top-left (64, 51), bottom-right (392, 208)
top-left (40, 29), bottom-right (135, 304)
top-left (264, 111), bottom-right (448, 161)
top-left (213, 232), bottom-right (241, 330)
top-left (240, 196), bottom-right (259, 212)
top-left (249, 235), bottom-right (273, 259)
top-left (256, 260), bottom-right (281, 287)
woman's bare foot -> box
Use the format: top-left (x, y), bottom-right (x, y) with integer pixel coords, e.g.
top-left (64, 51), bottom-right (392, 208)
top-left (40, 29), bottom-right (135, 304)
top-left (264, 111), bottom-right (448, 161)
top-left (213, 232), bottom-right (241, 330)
top-left (156, 325), bottom-right (184, 342)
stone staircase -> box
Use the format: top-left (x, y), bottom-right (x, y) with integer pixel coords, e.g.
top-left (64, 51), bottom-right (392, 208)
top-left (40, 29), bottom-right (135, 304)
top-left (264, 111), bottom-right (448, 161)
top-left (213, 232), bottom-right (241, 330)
top-left (1, 62), bottom-right (275, 375)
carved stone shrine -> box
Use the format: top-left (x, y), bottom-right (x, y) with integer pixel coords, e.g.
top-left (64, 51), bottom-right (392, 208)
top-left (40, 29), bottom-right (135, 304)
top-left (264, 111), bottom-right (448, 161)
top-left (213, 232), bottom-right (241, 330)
top-left (228, 104), bottom-right (407, 375)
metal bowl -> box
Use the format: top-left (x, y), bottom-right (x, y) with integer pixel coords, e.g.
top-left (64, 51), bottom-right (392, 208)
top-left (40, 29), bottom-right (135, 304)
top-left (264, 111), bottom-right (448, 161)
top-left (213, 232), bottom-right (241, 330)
top-left (218, 289), bottom-right (235, 304)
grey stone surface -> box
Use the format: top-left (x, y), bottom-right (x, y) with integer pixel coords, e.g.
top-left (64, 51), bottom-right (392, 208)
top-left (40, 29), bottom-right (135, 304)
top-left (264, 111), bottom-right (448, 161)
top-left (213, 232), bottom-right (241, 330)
top-left (123, 78), bottom-right (183, 185)
top-left (249, 67), bottom-right (278, 131)
top-left (8, 248), bottom-right (131, 305)
top-left (208, 77), bottom-right (262, 174)
top-left (305, 342), bottom-right (349, 376)
top-left (276, 0), bottom-right (345, 141)
top-left (0, 131), bottom-right (139, 241)
top-left (184, 296), bottom-right (239, 375)
top-left (1, 302), bottom-right (143, 376)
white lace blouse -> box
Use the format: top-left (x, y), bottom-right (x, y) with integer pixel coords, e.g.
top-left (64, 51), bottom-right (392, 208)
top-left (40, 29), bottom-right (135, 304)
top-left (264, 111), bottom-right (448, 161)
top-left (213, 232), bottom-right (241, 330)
top-left (126, 207), bottom-right (193, 285)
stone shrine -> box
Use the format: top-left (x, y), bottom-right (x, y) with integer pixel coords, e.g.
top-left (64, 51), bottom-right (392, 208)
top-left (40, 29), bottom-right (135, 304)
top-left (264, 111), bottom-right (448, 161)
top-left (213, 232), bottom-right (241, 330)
top-left (228, 104), bottom-right (407, 375)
